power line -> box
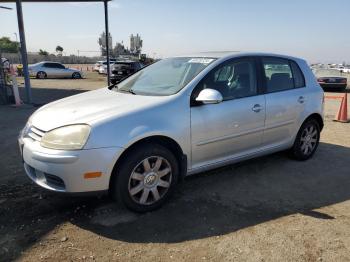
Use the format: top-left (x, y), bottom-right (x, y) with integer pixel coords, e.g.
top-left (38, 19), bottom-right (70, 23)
top-left (0, 6), bottom-right (13, 10)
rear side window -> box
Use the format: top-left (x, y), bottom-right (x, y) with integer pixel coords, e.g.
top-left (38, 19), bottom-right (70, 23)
top-left (290, 61), bottom-right (305, 88)
top-left (262, 57), bottom-right (294, 93)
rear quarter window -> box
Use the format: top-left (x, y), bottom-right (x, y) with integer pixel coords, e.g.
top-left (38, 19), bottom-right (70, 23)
top-left (262, 57), bottom-right (294, 93)
top-left (262, 57), bottom-right (306, 93)
top-left (290, 61), bottom-right (306, 88)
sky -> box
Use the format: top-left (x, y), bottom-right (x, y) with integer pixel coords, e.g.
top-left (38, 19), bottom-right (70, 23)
top-left (1, 0), bottom-right (350, 63)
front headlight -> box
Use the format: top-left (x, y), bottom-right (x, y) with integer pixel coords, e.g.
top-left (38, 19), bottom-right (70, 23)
top-left (40, 125), bottom-right (91, 150)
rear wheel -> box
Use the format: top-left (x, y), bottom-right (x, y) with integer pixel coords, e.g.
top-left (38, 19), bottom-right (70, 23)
top-left (36, 71), bottom-right (47, 79)
top-left (111, 144), bottom-right (179, 212)
top-left (290, 118), bottom-right (320, 161)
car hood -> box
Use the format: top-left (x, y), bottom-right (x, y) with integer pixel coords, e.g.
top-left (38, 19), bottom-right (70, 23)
top-left (31, 88), bottom-right (168, 131)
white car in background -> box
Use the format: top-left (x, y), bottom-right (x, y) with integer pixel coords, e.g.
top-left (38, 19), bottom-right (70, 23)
top-left (338, 67), bottom-right (350, 73)
top-left (98, 62), bottom-right (115, 75)
top-left (93, 61), bottom-right (104, 72)
top-left (94, 59), bottom-right (117, 73)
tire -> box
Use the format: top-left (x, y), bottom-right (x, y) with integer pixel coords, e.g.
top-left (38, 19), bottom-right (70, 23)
top-left (111, 143), bottom-right (179, 212)
top-left (72, 72), bottom-right (81, 79)
top-left (289, 118), bottom-right (320, 161)
top-left (36, 71), bottom-right (47, 79)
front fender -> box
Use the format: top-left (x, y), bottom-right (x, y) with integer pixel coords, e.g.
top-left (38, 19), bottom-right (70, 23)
top-left (84, 95), bottom-right (191, 163)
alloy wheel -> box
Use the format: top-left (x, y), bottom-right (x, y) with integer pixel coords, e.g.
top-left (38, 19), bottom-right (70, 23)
top-left (300, 124), bottom-right (318, 155)
top-left (128, 156), bottom-right (172, 205)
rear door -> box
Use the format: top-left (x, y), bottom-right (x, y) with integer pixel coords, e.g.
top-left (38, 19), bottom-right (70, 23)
top-left (261, 57), bottom-right (306, 147)
top-left (190, 57), bottom-right (266, 169)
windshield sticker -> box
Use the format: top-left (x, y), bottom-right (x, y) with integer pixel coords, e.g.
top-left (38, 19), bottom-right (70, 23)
top-left (188, 58), bottom-right (214, 64)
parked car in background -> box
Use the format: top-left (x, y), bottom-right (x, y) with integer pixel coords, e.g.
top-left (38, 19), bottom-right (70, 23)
top-left (94, 59), bottom-right (117, 72)
top-left (111, 61), bottom-right (144, 84)
top-left (28, 62), bottom-right (83, 79)
top-left (19, 52), bottom-right (324, 212)
top-left (98, 62), bottom-right (115, 75)
top-left (338, 67), bottom-right (350, 73)
top-left (315, 69), bottom-right (348, 91)
top-left (93, 61), bottom-right (104, 72)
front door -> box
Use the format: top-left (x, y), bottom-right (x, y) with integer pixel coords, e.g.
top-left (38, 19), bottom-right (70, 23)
top-left (190, 57), bottom-right (266, 170)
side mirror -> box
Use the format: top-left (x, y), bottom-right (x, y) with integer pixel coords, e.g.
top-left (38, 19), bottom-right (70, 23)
top-left (196, 88), bottom-right (223, 104)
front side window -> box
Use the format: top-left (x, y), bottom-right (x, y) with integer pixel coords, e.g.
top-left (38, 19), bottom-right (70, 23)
top-left (196, 58), bottom-right (257, 100)
top-left (262, 57), bottom-right (294, 92)
top-left (56, 63), bottom-right (65, 69)
top-left (116, 57), bottom-right (216, 96)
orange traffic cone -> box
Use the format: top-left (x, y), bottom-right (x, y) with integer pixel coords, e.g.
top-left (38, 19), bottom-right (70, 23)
top-left (334, 93), bottom-right (349, 123)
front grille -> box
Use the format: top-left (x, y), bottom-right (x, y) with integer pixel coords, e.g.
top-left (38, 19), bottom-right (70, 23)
top-left (27, 126), bottom-right (45, 142)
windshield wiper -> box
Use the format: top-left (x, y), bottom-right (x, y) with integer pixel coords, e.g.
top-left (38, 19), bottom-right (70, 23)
top-left (118, 88), bottom-right (136, 95)
top-left (107, 83), bottom-right (136, 94)
top-left (107, 83), bottom-right (117, 90)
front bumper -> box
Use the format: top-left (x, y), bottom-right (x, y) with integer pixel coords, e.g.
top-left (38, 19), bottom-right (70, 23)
top-left (19, 136), bottom-right (123, 193)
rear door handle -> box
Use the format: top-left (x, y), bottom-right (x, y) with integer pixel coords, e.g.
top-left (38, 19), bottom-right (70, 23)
top-left (252, 104), bottom-right (263, 113)
top-left (298, 96), bottom-right (305, 104)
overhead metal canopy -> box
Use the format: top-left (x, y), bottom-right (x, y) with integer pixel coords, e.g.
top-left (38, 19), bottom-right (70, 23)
top-left (2, 0), bottom-right (110, 2)
top-left (2, 0), bottom-right (111, 104)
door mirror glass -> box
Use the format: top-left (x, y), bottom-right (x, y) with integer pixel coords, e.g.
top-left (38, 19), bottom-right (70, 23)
top-left (196, 88), bottom-right (223, 104)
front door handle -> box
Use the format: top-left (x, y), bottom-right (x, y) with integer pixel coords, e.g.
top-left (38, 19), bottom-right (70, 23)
top-left (298, 96), bottom-right (305, 104)
top-left (252, 104), bottom-right (263, 113)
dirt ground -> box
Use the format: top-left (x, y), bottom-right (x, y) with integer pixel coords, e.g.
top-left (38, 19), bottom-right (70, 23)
top-left (0, 72), bottom-right (350, 262)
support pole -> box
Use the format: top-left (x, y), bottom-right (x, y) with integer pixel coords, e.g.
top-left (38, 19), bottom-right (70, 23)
top-left (104, 0), bottom-right (110, 85)
top-left (16, 0), bottom-right (31, 104)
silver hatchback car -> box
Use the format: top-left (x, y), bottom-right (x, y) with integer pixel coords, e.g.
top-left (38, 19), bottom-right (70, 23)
top-left (19, 52), bottom-right (324, 212)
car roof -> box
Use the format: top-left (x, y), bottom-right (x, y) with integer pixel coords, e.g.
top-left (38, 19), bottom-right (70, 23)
top-left (174, 51), bottom-right (303, 62)
top-left (38, 61), bottom-right (62, 64)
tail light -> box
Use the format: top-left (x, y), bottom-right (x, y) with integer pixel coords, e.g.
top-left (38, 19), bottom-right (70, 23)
top-left (340, 79), bottom-right (347, 84)
top-left (317, 78), bottom-right (325, 83)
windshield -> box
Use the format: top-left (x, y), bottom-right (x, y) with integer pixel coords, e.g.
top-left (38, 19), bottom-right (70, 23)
top-left (30, 62), bottom-right (43, 67)
top-left (115, 57), bottom-right (216, 96)
top-left (314, 69), bottom-right (343, 77)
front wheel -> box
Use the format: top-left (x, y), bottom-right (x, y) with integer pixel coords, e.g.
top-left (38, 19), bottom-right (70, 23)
top-left (290, 119), bottom-right (320, 161)
top-left (111, 144), bottom-right (179, 212)
top-left (72, 72), bottom-right (81, 79)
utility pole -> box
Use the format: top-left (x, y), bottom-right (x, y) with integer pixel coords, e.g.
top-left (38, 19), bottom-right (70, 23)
top-left (16, 0), bottom-right (31, 104)
top-left (104, 0), bottom-right (110, 85)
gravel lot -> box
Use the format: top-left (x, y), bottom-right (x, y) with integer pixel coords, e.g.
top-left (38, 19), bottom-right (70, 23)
top-left (0, 72), bottom-right (349, 261)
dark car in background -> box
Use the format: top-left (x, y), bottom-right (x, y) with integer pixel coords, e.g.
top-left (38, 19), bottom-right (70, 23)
top-left (314, 69), bottom-right (348, 91)
top-left (111, 61), bottom-right (144, 84)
